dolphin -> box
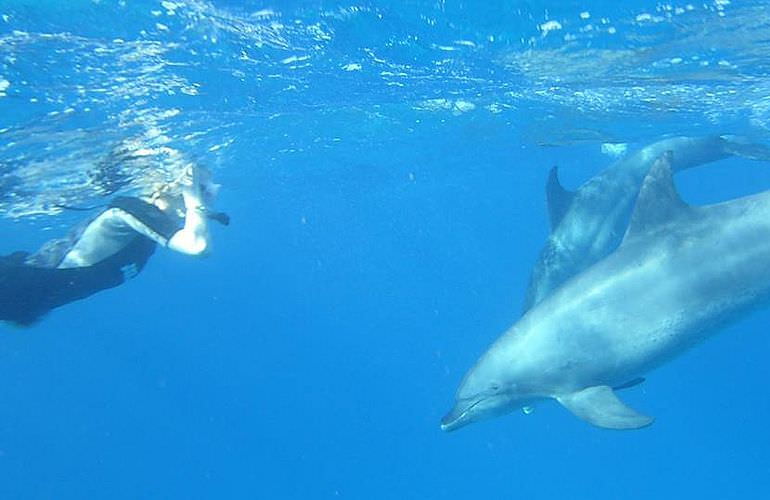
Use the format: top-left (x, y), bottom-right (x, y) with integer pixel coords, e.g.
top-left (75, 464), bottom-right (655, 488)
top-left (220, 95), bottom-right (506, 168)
top-left (442, 151), bottom-right (770, 431)
top-left (523, 135), bottom-right (770, 312)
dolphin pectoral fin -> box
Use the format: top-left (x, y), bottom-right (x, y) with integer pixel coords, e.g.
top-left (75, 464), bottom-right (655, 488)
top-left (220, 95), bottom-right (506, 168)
top-left (546, 166), bottom-right (575, 230)
top-left (556, 385), bottom-right (654, 430)
top-left (613, 377), bottom-right (645, 391)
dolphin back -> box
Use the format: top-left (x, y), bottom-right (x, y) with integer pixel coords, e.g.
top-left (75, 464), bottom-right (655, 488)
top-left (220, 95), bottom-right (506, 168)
top-left (522, 135), bottom-right (770, 313)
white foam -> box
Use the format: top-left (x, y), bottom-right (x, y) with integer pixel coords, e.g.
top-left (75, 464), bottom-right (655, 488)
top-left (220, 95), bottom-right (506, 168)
top-left (251, 9), bottom-right (276, 18)
top-left (342, 63), bottom-right (362, 71)
top-left (539, 20), bottom-right (562, 35)
top-left (601, 143), bottom-right (628, 157)
top-left (209, 138), bottom-right (234, 152)
top-left (418, 98), bottom-right (452, 111)
top-left (453, 100), bottom-right (475, 113)
top-left (0, 78), bottom-right (9, 97)
top-left (281, 55), bottom-right (310, 64)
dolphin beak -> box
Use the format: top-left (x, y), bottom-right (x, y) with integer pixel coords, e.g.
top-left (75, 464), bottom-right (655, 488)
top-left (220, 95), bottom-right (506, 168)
top-left (440, 402), bottom-right (475, 432)
top-left (440, 413), bottom-right (464, 432)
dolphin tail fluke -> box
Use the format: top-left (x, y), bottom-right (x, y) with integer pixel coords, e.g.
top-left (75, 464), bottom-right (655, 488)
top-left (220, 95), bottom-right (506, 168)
top-left (720, 135), bottom-right (770, 161)
top-left (556, 385), bottom-right (654, 430)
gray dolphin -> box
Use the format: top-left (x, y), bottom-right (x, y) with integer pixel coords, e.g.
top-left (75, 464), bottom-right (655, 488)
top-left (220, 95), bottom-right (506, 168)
top-left (443, 151), bottom-right (770, 431)
top-left (523, 135), bottom-right (770, 312)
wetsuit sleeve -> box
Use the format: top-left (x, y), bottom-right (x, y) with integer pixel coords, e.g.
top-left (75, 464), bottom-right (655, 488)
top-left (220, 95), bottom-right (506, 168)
top-left (110, 196), bottom-right (210, 256)
top-left (109, 196), bottom-right (182, 244)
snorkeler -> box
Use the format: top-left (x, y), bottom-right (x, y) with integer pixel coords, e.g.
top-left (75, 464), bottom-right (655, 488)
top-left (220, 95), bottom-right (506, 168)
top-left (0, 164), bottom-right (229, 326)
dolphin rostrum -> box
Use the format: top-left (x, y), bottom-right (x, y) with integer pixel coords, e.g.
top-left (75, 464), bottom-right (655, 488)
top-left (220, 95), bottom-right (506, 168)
top-left (443, 151), bottom-right (770, 431)
top-left (523, 135), bottom-right (770, 312)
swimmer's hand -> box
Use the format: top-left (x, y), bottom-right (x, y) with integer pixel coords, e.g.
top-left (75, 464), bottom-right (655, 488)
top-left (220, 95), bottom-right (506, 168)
top-left (181, 184), bottom-right (229, 226)
top-left (183, 170), bottom-right (229, 226)
top-left (200, 208), bottom-right (230, 226)
top-left (167, 185), bottom-right (210, 255)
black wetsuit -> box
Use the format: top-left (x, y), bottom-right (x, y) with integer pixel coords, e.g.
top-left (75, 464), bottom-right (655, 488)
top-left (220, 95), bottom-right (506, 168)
top-left (0, 197), bottom-right (181, 326)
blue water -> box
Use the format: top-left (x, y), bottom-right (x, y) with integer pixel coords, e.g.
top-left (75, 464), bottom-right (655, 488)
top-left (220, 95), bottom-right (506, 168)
top-left (2, 0), bottom-right (770, 498)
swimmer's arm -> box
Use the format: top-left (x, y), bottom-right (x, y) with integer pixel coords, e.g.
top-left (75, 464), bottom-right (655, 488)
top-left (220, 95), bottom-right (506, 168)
top-left (167, 188), bottom-right (210, 256)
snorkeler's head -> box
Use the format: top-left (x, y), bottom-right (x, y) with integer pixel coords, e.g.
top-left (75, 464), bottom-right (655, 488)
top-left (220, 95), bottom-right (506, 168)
top-left (148, 164), bottom-right (229, 225)
top-left (149, 164), bottom-right (217, 206)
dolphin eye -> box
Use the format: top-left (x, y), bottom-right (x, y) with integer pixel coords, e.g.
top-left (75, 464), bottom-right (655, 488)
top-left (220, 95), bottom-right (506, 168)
top-left (489, 382), bottom-right (501, 393)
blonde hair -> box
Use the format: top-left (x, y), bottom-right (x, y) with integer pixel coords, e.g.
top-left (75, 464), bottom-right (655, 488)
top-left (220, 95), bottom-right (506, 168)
top-left (145, 164), bottom-right (195, 215)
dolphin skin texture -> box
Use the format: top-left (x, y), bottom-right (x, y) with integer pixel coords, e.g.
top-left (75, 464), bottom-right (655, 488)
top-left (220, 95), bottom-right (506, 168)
top-left (523, 135), bottom-right (770, 313)
top-left (443, 151), bottom-right (770, 431)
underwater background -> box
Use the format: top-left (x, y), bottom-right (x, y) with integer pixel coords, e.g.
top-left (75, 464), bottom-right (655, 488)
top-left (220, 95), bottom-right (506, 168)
top-left (2, 0), bottom-right (770, 498)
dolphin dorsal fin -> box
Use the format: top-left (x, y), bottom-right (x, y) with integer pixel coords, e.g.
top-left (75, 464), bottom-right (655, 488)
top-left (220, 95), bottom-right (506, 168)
top-left (557, 385), bottom-right (654, 430)
top-left (546, 166), bottom-right (575, 230)
top-left (621, 150), bottom-right (689, 245)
